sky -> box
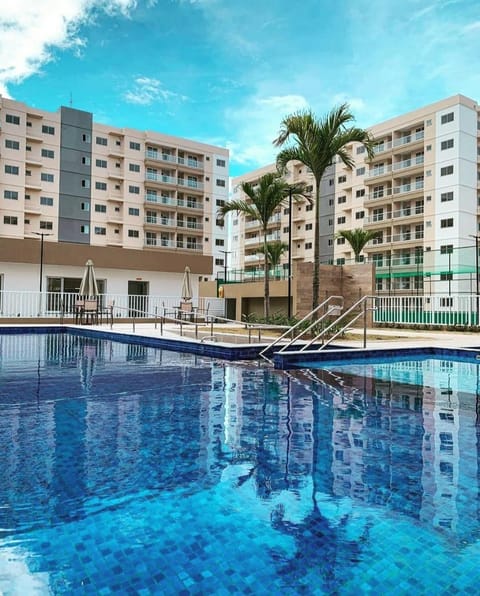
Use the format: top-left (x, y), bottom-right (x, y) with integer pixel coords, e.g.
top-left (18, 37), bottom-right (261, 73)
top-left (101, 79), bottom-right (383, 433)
top-left (1, 0), bottom-right (480, 178)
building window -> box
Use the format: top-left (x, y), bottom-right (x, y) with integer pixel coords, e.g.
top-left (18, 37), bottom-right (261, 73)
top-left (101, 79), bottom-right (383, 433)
top-left (216, 179), bottom-right (226, 187)
top-left (440, 272), bottom-right (453, 281)
top-left (82, 133), bottom-right (91, 143)
top-left (95, 182), bottom-right (107, 191)
top-left (215, 258), bottom-right (224, 266)
top-left (96, 136), bottom-right (108, 146)
top-left (329, 179), bottom-right (334, 186)
top-left (338, 175), bottom-right (347, 183)
top-left (338, 195), bottom-right (346, 204)
top-left (440, 244), bottom-right (453, 254)
top-left (40, 196), bottom-right (54, 206)
top-left (82, 156), bottom-right (91, 165)
top-left (96, 159), bottom-right (107, 168)
top-left (129, 207), bottom-right (140, 216)
top-left (4, 165), bottom-right (19, 175)
top-left (440, 165), bottom-right (454, 176)
top-left (129, 185), bottom-right (140, 194)
top-left (336, 257), bottom-right (345, 265)
top-left (283, 226), bottom-right (289, 233)
top-left (356, 189), bottom-right (365, 198)
top-left (41, 125), bottom-right (55, 135)
top-left (41, 173), bottom-right (54, 182)
top-left (441, 139), bottom-right (454, 150)
top-left (129, 163), bottom-right (140, 172)
top-left (441, 191), bottom-right (454, 202)
top-left (216, 199), bottom-right (225, 207)
top-left (440, 218), bottom-right (454, 228)
top-left (128, 229), bottom-right (139, 238)
top-left (356, 167), bottom-right (365, 176)
top-left (306, 223), bottom-right (313, 230)
top-left (337, 237), bottom-right (346, 245)
top-left (216, 159), bottom-right (226, 167)
top-left (215, 239), bottom-right (225, 246)
top-left (356, 210), bottom-right (365, 219)
top-left (3, 216), bottom-right (18, 225)
top-left (356, 146), bottom-right (365, 154)
top-left (328, 239), bottom-right (333, 246)
top-left (95, 227), bottom-right (106, 235)
top-left (130, 141), bottom-right (141, 150)
top-left (306, 203), bottom-right (313, 211)
top-left (40, 221), bottom-right (53, 230)
top-left (80, 225), bottom-right (90, 234)
top-left (6, 114), bottom-right (20, 125)
top-left (41, 148), bottom-right (55, 159)
top-left (81, 202), bottom-right (90, 211)
top-left (337, 216), bottom-right (346, 224)
top-left (441, 112), bottom-right (454, 124)
top-left (95, 204), bottom-right (107, 213)
top-left (81, 179), bottom-right (90, 188)
top-left (305, 242), bottom-right (312, 249)
top-left (5, 139), bottom-right (20, 150)
top-left (4, 190), bottom-right (18, 200)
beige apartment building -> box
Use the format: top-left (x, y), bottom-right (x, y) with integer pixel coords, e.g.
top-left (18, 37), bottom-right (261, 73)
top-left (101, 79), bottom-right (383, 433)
top-left (231, 94), bottom-right (480, 298)
top-left (0, 96), bottom-right (228, 301)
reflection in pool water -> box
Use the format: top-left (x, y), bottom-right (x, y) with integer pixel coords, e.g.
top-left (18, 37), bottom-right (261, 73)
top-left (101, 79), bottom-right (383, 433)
top-left (0, 333), bottom-right (479, 594)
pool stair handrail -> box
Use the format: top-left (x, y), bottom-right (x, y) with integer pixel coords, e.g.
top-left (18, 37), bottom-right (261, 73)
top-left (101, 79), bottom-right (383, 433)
top-left (259, 296), bottom-right (344, 363)
top-left (295, 294), bottom-right (378, 353)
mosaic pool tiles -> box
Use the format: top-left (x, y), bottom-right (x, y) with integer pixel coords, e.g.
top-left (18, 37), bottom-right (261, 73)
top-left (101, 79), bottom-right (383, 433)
top-left (1, 333), bottom-right (480, 594)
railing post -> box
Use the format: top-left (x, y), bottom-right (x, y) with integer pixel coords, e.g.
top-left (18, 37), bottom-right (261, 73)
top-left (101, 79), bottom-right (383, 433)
top-left (133, 309), bottom-right (136, 333)
top-left (155, 305), bottom-right (158, 330)
top-left (363, 298), bottom-right (368, 348)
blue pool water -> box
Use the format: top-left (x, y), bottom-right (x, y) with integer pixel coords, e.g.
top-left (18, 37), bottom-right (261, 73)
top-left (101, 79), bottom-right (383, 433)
top-left (1, 333), bottom-right (480, 594)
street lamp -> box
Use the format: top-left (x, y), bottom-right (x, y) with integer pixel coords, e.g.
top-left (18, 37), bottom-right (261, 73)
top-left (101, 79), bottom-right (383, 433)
top-left (287, 187), bottom-right (293, 319)
top-left (219, 249), bottom-right (231, 319)
top-left (469, 235), bottom-right (480, 324)
top-left (33, 232), bottom-right (52, 293)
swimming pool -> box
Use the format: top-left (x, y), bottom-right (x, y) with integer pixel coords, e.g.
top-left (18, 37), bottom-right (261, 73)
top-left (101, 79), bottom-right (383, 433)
top-left (1, 332), bottom-right (479, 594)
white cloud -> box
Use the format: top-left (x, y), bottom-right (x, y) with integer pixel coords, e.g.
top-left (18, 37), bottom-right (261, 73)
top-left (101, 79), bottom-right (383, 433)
top-left (0, 0), bottom-right (136, 97)
top-left (123, 76), bottom-right (188, 105)
top-left (224, 94), bottom-right (309, 170)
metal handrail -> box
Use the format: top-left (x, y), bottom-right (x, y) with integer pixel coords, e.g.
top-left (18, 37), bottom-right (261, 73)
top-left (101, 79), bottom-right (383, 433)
top-left (259, 296), bottom-right (344, 362)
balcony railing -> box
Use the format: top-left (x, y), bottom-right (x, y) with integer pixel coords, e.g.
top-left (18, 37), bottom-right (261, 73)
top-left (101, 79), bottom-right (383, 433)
top-left (145, 194), bottom-right (176, 206)
top-left (146, 172), bottom-right (177, 185)
top-left (177, 220), bottom-right (203, 230)
top-left (392, 130), bottom-right (424, 147)
top-left (145, 150), bottom-right (204, 169)
top-left (177, 178), bottom-right (203, 190)
top-left (393, 154), bottom-right (424, 172)
top-left (373, 141), bottom-right (392, 154)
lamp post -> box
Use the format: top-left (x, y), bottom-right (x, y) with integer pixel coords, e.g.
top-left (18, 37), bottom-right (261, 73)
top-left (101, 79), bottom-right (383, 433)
top-left (469, 235), bottom-right (480, 324)
top-left (220, 249), bottom-right (231, 319)
top-left (287, 187), bottom-right (293, 319)
top-left (33, 232), bottom-right (52, 293)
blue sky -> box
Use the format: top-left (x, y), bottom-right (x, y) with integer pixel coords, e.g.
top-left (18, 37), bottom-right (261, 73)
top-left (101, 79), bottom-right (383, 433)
top-left (1, 0), bottom-right (480, 177)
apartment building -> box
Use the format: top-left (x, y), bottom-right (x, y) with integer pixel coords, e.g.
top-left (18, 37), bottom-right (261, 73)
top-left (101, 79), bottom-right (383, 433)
top-left (0, 96), bottom-right (228, 298)
top-left (231, 94), bottom-right (480, 296)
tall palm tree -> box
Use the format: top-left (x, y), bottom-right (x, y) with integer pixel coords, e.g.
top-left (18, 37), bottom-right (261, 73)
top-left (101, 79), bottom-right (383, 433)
top-left (274, 103), bottom-right (374, 313)
top-left (219, 173), bottom-right (304, 319)
top-left (257, 240), bottom-right (288, 274)
top-left (336, 228), bottom-right (380, 262)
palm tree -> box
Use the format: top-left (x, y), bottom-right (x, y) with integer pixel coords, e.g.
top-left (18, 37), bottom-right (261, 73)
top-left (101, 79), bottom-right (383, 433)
top-left (257, 240), bottom-right (288, 276)
top-left (219, 173), bottom-right (304, 319)
top-left (274, 103), bottom-right (374, 313)
top-left (336, 229), bottom-right (380, 262)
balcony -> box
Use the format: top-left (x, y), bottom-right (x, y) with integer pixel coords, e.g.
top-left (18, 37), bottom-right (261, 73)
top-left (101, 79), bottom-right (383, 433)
top-left (145, 172), bottom-right (177, 186)
top-left (144, 239), bottom-right (176, 249)
top-left (177, 198), bottom-right (203, 211)
top-left (145, 217), bottom-right (176, 227)
top-left (364, 213), bottom-right (392, 225)
top-left (177, 156), bottom-right (204, 170)
top-left (392, 206), bottom-right (424, 219)
top-left (393, 180), bottom-right (424, 196)
top-left (365, 164), bottom-right (392, 180)
top-left (177, 220), bottom-right (203, 231)
top-left (177, 178), bottom-right (204, 191)
top-left (145, 151), bottom-right (204, 170)
top-left (176, 241), bottom-right (203, 251)
top-left (372, 141), bottom-right (392, 154)
top-left (366, 188), bottom-right (393, 201)
top-left (145, 194), bottom-right (176, 206)
top-left (392, 154), bottom-right (424, 173)
top-left (245, 254), bottom-right (261, 263)
top-left (392, 130), bottom-right (424, 148)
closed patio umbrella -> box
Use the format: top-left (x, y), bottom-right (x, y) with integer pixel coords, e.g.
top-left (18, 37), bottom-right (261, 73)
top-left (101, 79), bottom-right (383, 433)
top-left (79, 259), bottom-right (99, 298)
top-left (181, 265), bottom-right (192, 302)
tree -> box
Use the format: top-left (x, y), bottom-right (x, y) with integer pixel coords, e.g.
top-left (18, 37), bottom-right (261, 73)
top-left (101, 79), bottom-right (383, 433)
top-left (336, 228), bottom-right (380, 262)
top-left (257, 240), bottom-right (288, 273)
top-left (274, 104), bottom-right (374, 313)
top-left (219, 173), bottom-right (304, 319)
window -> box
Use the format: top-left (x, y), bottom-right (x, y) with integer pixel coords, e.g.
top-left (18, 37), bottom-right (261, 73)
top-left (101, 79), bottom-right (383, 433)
top-left (41, 173), bottom-right (54, 182)
top-left (41, 148), bottom-right (54, 159)
top-left (356, 146), bottom-right (365, 154)
top-left (95, 204), bottom-right (107, 213)
top-left (328, 218), bottom-right (333, 226)
top-left (130, 141), bottom-right (141, 150)
top-left (4, 216), bottom-right (18, 225)
top-left (440, 244), bottom-right (453, 254)
top-left (440, 272), bottom-right (453, 281)
top-left (441, 191), bottom-right (454, 202)
top-left (95, 227), bottom-right (106, 235)
top-left (215, 258), bottom-right (224, 266)
top-left (329, 179), bottom-right (334, 186)
top-left (80, 225), bottom-right (90, 234)
top-left (441, 165), bottom-right (454, 176)
top-left (356, 167), bottom-right (365, 176)
top-left (337, 237), bottom-right (345, 245)
top-left (336, 257), bottom-right (345, 264)
top-left (95, 182), bottom-right (107, 190)
top-left (82, 156), bottom-right (91, 165)
top-left (356, 210), bottom-right (365, 219)
top-left (5, 165), bottom-right (19, 175)
top-left (40, 196), bottom-right (54, 206)
top-left (96, 136), bottom-right (108, 146)
top-left (337, 216), bottom-right (346, 224)
top-left (216, 179), bottom-right (226, 187)
top-left (441, 139), bottom-right (454, 150)
top-left (338, 175), bottom-right (347, 183)
top-left (4, 190), bottom-right (18, 200)
top-left (306, 223), bottom-right (313, 231)
top-left (441, 112), bottom-right (454, 124)
top-left (440, 218), bottom-right (454, 228)
top-left (128, 229), bottom-right (139, 238)
top-left (82, 133), bottom-right (91, 143)
top-left (283, 226), bottom-right (289, 233)
top-left (338, 195), bottom-right (346, 204)
top-left (6, 114), bottom-right (20, 125)
top-left (40, 221), bottom-right (53, 230)
top-left (215, 239), bottom-right (225, 246)
top-left (306, 203), bottom-right (313, 211)
top-left (26, 169), bottom-right (32, 177)
top-left (41, 125), bottom-right (55, 135)
top-left (216, 199), bottom-right (225, 207)
top-left (5, 139), bottom-right (20, 150)
top-left (356, 189), bottom-right (365, 198)
top-left (216, 159), bottom-right (226, 167)
top-left (81, 179), bottom-right (90, 188)
top-left (129, 163), bottom-right (140, 172)
top-left (96, 159), bottom-right (107, 168)
top-left (81, 202), bottom-right (90, 211)
top-left (129, 185), bottom-right (140, 194)
top-left (305, 242), bottom-right (312, 249)
top-left (129, 208), bottom-right (140, 216)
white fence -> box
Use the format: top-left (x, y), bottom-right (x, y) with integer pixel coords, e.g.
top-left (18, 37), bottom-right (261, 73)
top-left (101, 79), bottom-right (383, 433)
top-left (0, 291), bottom-right (225, 320)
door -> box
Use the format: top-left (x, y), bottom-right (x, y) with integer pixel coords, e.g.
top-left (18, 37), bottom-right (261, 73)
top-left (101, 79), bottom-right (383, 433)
top-left (128, 281), bottom-right (149, 317)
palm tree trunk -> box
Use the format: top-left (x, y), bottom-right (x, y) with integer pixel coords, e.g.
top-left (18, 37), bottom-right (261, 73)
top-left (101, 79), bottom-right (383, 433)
top-left (312, 180), bottom-right (321, 314)
top-left (263, 230), bottom-right (270, 319)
